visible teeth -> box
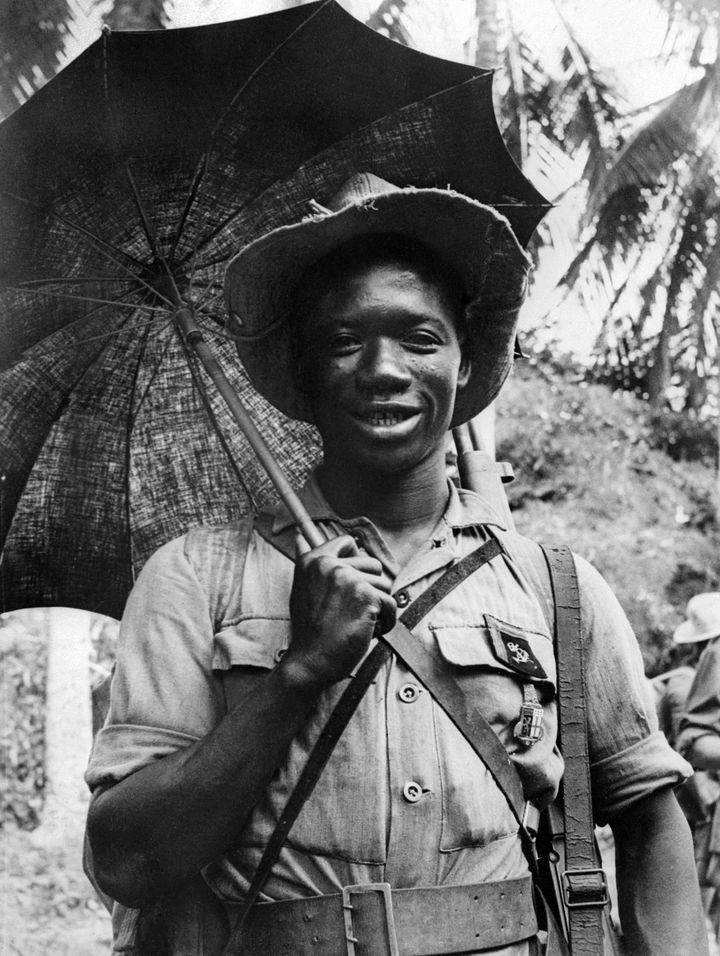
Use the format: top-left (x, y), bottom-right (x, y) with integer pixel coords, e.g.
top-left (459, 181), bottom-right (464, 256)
top-left (368, 414), bottom-right (402, 425)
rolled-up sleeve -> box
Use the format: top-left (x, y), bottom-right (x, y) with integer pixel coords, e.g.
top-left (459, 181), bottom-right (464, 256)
top-left (576, 555), bottom-right (692, 823)
top-left (676, 640), bottom-right (720, 760)
top-left (86, 535), bottom-right (224, 792)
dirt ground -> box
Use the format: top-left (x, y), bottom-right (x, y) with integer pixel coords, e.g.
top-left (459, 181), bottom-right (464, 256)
top-left (1, 823), bottom-right (112, 956)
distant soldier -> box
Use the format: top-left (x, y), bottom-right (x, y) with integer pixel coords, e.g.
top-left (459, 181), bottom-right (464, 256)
top-left (676, 593), bottom-right (720, 938)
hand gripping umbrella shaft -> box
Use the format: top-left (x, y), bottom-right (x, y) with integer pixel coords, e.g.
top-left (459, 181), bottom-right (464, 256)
top-left (174, 306), bottom-right (324, 550)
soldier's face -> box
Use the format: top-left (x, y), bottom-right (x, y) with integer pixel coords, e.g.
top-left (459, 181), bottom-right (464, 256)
top-left (298, 257), bottom-right (470, 475)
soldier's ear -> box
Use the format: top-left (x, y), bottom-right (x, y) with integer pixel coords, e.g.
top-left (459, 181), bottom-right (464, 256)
top-left (457, 349), bottom-right (471, 390)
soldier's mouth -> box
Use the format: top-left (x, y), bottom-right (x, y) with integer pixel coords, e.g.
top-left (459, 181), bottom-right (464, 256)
top-left (355, 404), bottom-right (419, 427)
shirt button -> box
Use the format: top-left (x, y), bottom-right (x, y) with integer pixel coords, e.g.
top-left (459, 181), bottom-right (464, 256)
top-left (402, 780), bottom-right (423, 803)
top-left (274, 647), bottom-right (286, 662)
top-left (395, 590), bottom-right (410, 608)
top-left (398, 682), bottom-right (420, 703)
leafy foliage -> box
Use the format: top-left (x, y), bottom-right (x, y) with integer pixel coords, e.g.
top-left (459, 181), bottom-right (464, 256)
top-left (497, 359), bottom-right (720, 676)
top-left (0, 0), bottom-right (76, 119)
top-left (647, 406), bottom-right (719, 464)
top-left (0, 609), bottom-right (117, 831)
top-left (0, 623), bottom-right (45, 829)
top-left (363, 0), bottom-right (720, 418)
top-left (0, 0), bottom-right (172, 118)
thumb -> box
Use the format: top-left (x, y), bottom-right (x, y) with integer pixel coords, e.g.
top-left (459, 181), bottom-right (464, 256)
top-left (294, 530), bottom-right (312, 557)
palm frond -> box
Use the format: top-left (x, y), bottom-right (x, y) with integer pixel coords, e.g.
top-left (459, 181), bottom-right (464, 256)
top-left (588, 63), bottom-right (720, 216)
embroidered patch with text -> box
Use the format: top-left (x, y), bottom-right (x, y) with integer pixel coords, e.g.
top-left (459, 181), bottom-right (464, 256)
top-left (484, 615), bottom-right (547, 679)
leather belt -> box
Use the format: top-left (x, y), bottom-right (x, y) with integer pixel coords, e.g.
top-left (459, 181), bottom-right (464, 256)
top-left (227, 877), bottom-right (538, 955)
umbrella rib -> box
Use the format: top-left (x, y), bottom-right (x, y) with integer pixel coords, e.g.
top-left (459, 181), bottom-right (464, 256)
top-left (177, 327), bottom-right (258, 510)
top-left (9, 286), bottom-right (168, 313)
top-left (168, 154), bottom-right (208, 265)
top-left (76, 313), bottom-right (173, 347)
top-left (0, 190), bottom-right (176, 309)
top-left (177, 208), bottom-right (264, 271)
top-left (209, 0), bottom-right (334, 143)
top-left (124, 164), bottom-right (164, 263)
top-left (78, 317), bottom-right (172, 345)
top-left (1, 190), bottom-right (145, 271)
top-left (7, 290), bottom-right (161, 363)
top-left (101, 34), bottom-right (183, 310)
top-left (194, 282), bottom-right (223, 310)
top-left (167, 0), bottom-right (334, 263)
top-left (16, 276), bottom-right (138, 286)
top-left (125, 302), bottom-right (174, 435)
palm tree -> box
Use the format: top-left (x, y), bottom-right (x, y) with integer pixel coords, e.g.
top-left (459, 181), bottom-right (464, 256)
top-left (0, 0), bottom-right (77, 119)
top-left (356, 0), bottom-right (719, 422)
top-left (0, 0), bottom-right (172, 119)
top-left (557, 7), bottom-right (720, 417)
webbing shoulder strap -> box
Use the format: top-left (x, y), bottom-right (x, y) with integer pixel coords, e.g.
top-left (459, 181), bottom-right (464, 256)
top-left (222, 534), bottom-right (504, 955)
top-left (384, 621), bottom-right (526, 825)
top-left (542, 545), bottom-right (605, 956)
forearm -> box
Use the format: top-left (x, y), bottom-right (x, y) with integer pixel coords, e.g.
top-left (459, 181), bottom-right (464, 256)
top-left (611, 788), bottom-right (707, 955)
top-left (87, 658), bottom-right (318, 908)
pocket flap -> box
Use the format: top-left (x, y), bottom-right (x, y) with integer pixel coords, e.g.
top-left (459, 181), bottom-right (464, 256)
top-left (433, 619), bottom-right (555, 686)
top-left (213, 618), bottom-right (290, 671)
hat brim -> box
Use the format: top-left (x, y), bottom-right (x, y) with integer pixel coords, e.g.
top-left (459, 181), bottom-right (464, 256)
top-left (224, 187), bottom-right (532, 426)
top-left (672, 619), bottom-right (720, 644)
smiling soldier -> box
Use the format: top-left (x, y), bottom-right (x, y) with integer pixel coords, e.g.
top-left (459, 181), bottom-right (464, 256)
top-left (85, 174), bottom-right (706, 955)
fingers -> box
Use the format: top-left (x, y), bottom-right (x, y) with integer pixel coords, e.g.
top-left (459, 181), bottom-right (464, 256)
top-left (295, 532), bottom-right (358, 559)
top-left (296, 532), bottom-right (393, 594)
top-left (343, 553), bottom-right (387, 576)
top-left (375, 592), bottom-right (397, 635)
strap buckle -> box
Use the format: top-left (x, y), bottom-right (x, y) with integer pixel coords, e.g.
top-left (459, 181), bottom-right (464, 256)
top-left (342, 882), bottom-right (400, 956)
top-left (561, 867), bottom-right (609, 909)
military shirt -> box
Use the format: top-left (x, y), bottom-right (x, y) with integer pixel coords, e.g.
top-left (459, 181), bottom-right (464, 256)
top-left (87, 477), bottom-right (688, 955)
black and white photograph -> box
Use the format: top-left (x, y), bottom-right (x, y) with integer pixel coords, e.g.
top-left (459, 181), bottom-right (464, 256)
top-left (1, 1), bottom-right (719, 953)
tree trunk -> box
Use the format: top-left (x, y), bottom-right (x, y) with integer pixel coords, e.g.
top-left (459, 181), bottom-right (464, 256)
top-left (475, 0), bottom-right (500, 69)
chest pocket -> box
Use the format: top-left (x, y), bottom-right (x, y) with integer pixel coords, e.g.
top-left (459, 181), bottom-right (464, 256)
top-left (213, 618), bottom-right (290, 711)
top-left (432, 614), bottom-right (556, 693)
top-left (428, 616), bottom-right (558, 853)
top-left (211, 618), bottom-right (388, 867)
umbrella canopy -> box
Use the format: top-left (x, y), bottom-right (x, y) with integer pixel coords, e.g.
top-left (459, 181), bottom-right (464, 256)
top-left (0, 0), bottom-right (549, 619)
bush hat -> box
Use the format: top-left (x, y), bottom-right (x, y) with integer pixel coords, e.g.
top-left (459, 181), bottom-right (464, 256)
top-left (673, 592), bottom-right (720, 644)
top-left (224, 172), bottom-right (532, 427)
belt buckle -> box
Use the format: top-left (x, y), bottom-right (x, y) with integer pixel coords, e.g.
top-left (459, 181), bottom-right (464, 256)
top-left (561, 867), bottom-right (609, 909)
top-left (341, 882), bottom-right (400, 956)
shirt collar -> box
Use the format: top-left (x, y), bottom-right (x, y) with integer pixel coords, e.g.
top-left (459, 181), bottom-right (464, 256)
top-left (271, 470), bottom-right (507, 536)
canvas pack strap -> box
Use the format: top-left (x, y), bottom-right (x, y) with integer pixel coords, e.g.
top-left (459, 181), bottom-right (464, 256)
top-left (542, 545), bottom-right (608, 955)
top-left (221, 533), bottom-right (504, 955)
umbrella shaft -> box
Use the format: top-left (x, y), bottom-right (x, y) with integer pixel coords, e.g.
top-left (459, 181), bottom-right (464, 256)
top-left (174, 307), bottom-right (324, 550)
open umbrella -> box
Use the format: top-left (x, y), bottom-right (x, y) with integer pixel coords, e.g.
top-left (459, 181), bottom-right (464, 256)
top-left (0, 0), bottom-right (549, 619)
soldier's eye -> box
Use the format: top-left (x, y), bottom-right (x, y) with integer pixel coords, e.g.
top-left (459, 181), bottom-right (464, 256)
top-left (329, 334), bottom-right (360, 354)
top-left (405, 330), bottom-right (441, 351)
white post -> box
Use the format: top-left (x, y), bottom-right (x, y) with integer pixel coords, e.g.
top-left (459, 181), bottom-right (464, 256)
top-left (32, 607), bottom-right (93, 866)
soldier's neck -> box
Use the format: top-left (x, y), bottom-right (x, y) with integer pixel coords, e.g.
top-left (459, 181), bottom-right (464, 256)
top-left (316, 453), bottom-right (449, 565)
